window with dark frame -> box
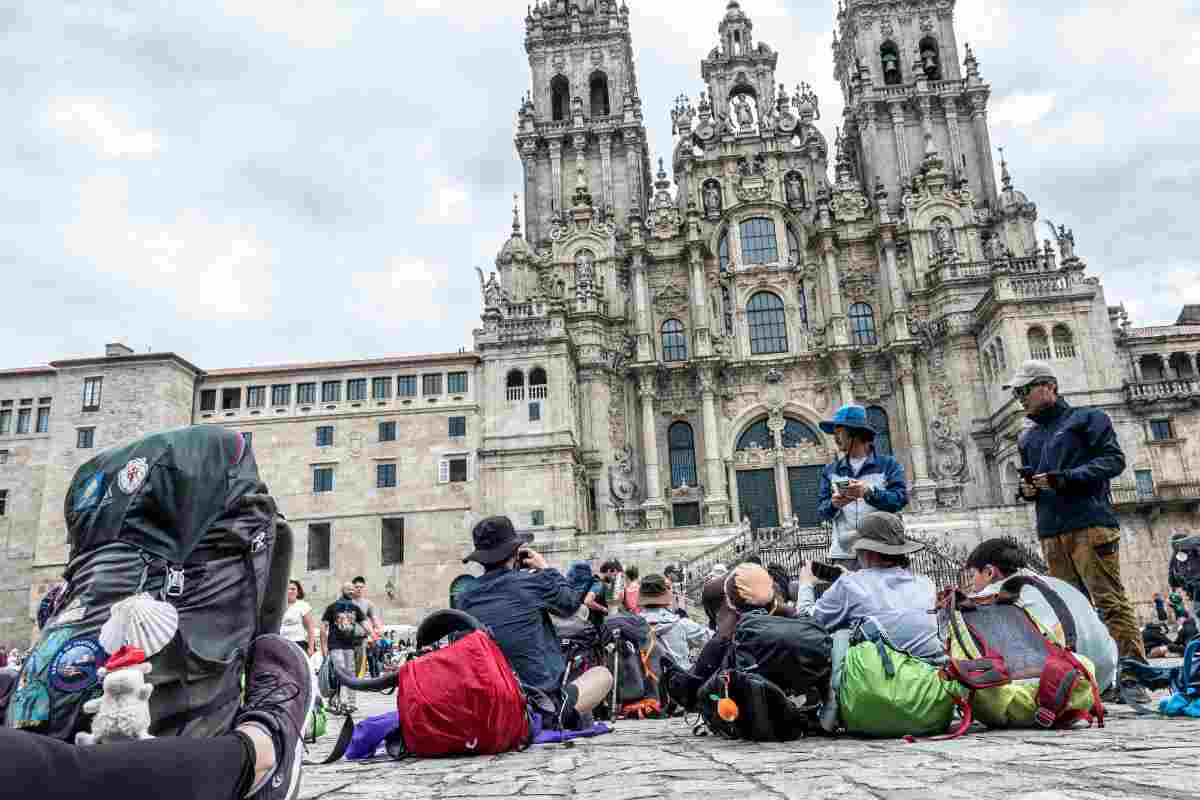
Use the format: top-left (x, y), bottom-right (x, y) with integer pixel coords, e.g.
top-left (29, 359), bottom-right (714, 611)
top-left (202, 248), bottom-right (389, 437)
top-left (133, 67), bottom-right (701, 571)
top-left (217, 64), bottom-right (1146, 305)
top-left (848, 302), bottom-right (878, 346)
top-left (449, 457), bottom-right (468, 483)
top-left (271, 384), bottom-right (291, 406)
top-left (297, 383), bottom-right (316, 404)
top-left (246, 386), bottom-right (266, 408)
top-left (397, 375), bottom-right (417, 397)
top-left (1150, 419), bottom-right (1174, 441)
top-left (0, 489), bottom-right (6, 516)
top-left (315, 425), bottom-right (334, 447)
top-left (529, 402), bottom-right (541, 422)
top-left (35, 406), bottom-right (50, 433)
top-left (199, 389), bottom-right (217, 412)
top-left (448, 372), bottom-right (468, 394)
top-left (1135, 469), bottom-right (1155, 498)
top-left (222, 388), bottom-right (241, 410)
top-left (376, 462), bottom-right (397, 488)
top-left (321, 381), bottom-right (341, 403)
top-left (347, 378), bottom-right (367, 402)
top-left (0, 410), bottom-right (9, 435)
top-left (866, 406), bottom-right (892, 457)
top-left (448, 416), bottom-right (466, 438)
top-left (668, 421), bottom-right (698, 487)
top-left (381, 518), bottom-right (404, 566)
top-left (312, 466), bottom-right (334, 493)
top-left (738, 217), bottom-right (779, 264)
top-left (15, 409), bottom-right (30, 434)
top-left (531, 509), bottom-right (545, 526)
top-left (372, 377), bottom-right (392, 400)
top-left (77, 428), bottom-right (94, 449)
top-left (82, 377), bottom-right (102, 411)
top-left (747, 292), bottom-right (788, 354)
top-left (0, 450), bottom-right (8, 464)
top-left (379, 421), bottom-right (396, 442)
top-left (661, 319), bottom-right (687, 361)
top-left (423, 374), bottom-right (443, 396)
top-left (307, 523), bottom-right (331, 571)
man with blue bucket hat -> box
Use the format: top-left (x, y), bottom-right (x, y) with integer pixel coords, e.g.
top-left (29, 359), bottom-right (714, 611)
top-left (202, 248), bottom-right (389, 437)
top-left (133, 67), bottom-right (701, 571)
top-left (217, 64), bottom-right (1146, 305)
top-left (815, 404), bottom-right (908, 567)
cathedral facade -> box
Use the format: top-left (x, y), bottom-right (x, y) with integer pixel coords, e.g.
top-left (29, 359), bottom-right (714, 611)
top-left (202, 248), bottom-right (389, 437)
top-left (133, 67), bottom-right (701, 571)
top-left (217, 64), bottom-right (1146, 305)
top-left (2, 0), bottom-right (1198, 643)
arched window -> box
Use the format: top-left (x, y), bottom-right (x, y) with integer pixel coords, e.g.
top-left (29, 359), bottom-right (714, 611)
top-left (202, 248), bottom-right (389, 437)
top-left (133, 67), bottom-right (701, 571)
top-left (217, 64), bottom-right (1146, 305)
top-left (529, 367), bottom-right (548, 399)
top-left (982, 346), bottom-right (994, 382)
top-left (786, 226), bottom-right (800, 266)
top-left (738, 217), bottom-right (779, 265)
top-left (1052, 325), bottom-right (1075, 359)
top-left (661, 319), bottom-right (687, 362)
top-left (866, 406), bottom-right (892, 456)
top-left (848, 302), bottom-right (877, 346)
top-left (506, 369), bottom-right (525, 401)
top-left (747, 292), bottom-right (788, 354)
top-left (880, 41), bottom-right (902, 85)
top-left (718, 229), bottom-right (730, 272)
top-left (1170, 352), bottom-right (1196, 379)
top-left (796, 281), bottom-right (809, 328)
top-left (737, 417), bottom-right (819, 451)
top-left (550, 75), bottom-right (570, 122)
top-left (919, 36), bottom-right (942, 80)
top-left (782, 419), bottom-right (820, 448)
top-left (589, 72), bottom-right (610, 117)
top-left (668, 422), bottom-right (697, 487)
top-left (1139, 354), bottom-right (1165, 382)
top-left (1027, 326), bottom-right (1050, 360)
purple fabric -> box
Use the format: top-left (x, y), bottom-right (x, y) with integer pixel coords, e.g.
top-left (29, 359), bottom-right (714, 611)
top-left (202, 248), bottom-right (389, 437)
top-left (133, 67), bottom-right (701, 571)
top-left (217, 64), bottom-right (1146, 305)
top-left (532, 721), bottom-right (612, 744)
top-left (344, 712), bottom-right (400, 760)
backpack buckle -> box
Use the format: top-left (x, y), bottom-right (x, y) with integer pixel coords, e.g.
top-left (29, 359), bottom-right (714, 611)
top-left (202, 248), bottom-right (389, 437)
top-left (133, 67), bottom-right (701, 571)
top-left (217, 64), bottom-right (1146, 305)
top-left (165, 566), bottom-right (185, 597)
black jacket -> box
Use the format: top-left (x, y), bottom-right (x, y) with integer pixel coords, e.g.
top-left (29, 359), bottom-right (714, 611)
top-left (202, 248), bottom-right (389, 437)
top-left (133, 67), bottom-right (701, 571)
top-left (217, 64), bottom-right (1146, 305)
top-left (1017, 398), bottom-right (1125, 538)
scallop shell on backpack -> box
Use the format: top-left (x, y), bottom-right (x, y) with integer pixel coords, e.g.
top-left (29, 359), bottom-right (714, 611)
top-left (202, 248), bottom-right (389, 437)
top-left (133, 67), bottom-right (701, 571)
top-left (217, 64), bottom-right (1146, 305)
top-left (99, 593), bottom-right (179, 657)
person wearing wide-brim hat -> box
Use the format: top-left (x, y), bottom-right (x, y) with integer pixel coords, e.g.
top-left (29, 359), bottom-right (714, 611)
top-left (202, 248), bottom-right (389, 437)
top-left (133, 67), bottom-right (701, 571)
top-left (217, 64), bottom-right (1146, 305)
top-left (795, 511), bottom-right (941, 662)
top-left (637, 574), bottom-right (711, 671)
top-left (815, 405), bottom-right (909, 566)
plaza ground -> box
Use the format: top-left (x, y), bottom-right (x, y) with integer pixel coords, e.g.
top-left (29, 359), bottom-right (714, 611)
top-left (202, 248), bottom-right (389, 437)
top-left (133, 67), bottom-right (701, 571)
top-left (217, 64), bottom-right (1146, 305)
top-left (302, 681), bottom-right (1200, 800)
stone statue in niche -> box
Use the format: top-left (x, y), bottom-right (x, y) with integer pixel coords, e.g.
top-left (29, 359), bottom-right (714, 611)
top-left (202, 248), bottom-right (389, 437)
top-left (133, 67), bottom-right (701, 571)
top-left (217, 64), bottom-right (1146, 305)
top-left (932, 218), bottom-right (956, 260)
top-left (575, 249), bottom-right (595, 283)
top-left (482, 270), bottom-right (503, 307)
top-left (732, 94), bottom-right (756, 129)
top-left (703, 181), bottom-right (722, 215)
top-left (785, 172), bottom-right (805, 205)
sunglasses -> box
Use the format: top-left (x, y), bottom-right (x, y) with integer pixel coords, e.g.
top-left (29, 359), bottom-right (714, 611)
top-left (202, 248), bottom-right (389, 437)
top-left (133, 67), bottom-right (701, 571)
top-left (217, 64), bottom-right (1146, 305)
top-left (1012, 381), bottom-right (1049, 400)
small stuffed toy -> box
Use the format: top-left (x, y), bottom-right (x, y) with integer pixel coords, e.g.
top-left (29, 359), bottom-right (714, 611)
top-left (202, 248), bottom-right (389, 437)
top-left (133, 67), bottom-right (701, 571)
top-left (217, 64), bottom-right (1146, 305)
top-left (75, 646), bottom-right (153, 745)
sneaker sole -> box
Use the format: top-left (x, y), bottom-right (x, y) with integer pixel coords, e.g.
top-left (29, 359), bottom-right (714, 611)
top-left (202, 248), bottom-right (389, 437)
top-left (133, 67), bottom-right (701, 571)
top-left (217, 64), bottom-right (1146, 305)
top-left (275, 638), bottom-right (317, 800)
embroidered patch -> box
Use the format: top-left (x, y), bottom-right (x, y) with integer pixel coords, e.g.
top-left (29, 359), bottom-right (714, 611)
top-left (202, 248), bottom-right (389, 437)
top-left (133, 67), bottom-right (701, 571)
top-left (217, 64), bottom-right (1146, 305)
top-left (251, 529), bottom-right (269, 553)
top-left (26, 627), bottom-right (74, 678)
top-left (73, 472), bottom-right (105, 512)
top-left (50, 597), bottom-right (87, 627)
top-left (118, 457), bottom-right (150, 495)
top-left (49, 638), bottom-right (107, 693)
top-left (8, 682), bottom-right (50, 728)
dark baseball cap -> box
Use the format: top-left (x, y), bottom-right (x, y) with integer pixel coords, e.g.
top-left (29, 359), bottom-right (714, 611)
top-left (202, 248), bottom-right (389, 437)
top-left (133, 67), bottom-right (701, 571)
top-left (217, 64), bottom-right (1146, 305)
top-left (463, 516), bottom-right (533, 565)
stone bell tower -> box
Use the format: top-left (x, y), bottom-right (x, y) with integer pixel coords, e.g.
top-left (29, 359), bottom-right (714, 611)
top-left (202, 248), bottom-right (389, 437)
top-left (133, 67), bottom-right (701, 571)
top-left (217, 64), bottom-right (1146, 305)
top-left (833, 0), bottom-right (998, 212)
top-left (516, 0), bottom-right (652, 247)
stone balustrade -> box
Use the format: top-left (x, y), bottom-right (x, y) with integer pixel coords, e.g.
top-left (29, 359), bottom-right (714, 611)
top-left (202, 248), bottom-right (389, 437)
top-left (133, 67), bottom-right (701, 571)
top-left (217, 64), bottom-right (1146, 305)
top-left (1125, 379), bottom-right (1200, 404)
top-left (1112, 480), bottom-right (1200, 507)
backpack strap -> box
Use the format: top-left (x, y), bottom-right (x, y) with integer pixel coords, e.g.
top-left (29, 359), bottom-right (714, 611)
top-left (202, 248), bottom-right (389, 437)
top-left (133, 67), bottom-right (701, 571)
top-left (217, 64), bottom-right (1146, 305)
top-left (303, 711), bottom-right (356, 765)
top-left (940, 589), bottom-right (1011, 690)
top-left (999, 574), bottom-right (1079, 651)
top-left (1034, 646), bottom-right (1105, 729)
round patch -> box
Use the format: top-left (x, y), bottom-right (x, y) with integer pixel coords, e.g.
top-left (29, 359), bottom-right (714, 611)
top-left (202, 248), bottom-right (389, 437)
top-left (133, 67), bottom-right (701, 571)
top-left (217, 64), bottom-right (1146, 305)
top-left (49, 638), bottom-right (107, 693)
top-left (118, 457), bottom-right (150, 495)
top-left (1179, 552), bottom-right (1190, 562)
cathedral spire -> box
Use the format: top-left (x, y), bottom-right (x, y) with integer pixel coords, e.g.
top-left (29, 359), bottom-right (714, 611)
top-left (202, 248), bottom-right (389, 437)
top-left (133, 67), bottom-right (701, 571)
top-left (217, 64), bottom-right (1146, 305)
top-left (511, 193), bottom-right (522, 236)
top-left (998, 146), bottom-right (1012, 191)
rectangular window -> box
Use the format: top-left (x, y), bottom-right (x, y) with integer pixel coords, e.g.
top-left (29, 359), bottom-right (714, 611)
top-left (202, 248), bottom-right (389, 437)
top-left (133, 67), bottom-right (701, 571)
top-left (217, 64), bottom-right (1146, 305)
top-left (376, 462), bottom-right (396, 488)
top-left (18, 398), bottom-right (31, 406)
top-left (16, 409), bottom-right (30, 434)
top-left (397, 375), bottom-right (417, 397)
top-left (313, 466), bottom-right (334, 493)
top-left (529, 402), bottom-right (541, 422)
top-left (222, 388), bottom-right (241, 410)
top-left (0, 410), bottom-right (8, 435)
top-left (271, 384), bottom-right (291, 407)
top-left (77, 427), bottom-right (95, 449)
top-left (372, 377), bottom-right (392, 400)
top-left (307, 523), bottom-right (331, 571)
top-left (241, 432), bottom-right (253, 449)
top-left (1135, 469), bottom-right (1155, 498)
top-left (449, 456), bottom-right (468, 483)
top-left (447, 372), bottom-right (468, 394)
top-left (297, 383), bottom-right (316, 404)
top-left (1150, 419), bottom-right (1174, 441)
top-left (199, 389), bottom-right (217, 412)
top-left (673, 502), bottom-right (702, 527)
top-left (379, 421), bottom-right (396, 442)
top-left (448, 416), bottom-right (466, 438)
top-left (315, 426), bottom-right (334, 447)
top-left (82, 377), bottom-right (102, 411)
top-left (422, 374), bottom-right (443, 396)
top-left (531, 509), bottom-right (544, 526)
top-left (0, 489), bottom-right (6, 516)
top-left (381, 517), bottom-right (404, 566)
top-left (36, 406), bottom-right (50, 433)
top-left (246, 386), bottom-right (266, 408)
top-left (0, 449), bottom-right (8, 464)
top-left (347, 378), bottom-right (367, 402)
top-left (321, 381), bottom-right (341, 403)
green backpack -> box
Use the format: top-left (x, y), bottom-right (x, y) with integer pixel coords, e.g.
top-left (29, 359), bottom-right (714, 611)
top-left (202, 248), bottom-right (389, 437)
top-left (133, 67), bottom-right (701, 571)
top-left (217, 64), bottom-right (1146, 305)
top-left (838, 622), bottom-right (966, 738)
top-left (304, 696), bottom-right (328, 743)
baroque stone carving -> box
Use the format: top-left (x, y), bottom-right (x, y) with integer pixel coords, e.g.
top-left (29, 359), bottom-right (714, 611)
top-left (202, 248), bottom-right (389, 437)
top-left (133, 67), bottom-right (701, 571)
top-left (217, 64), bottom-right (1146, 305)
top-left (928, 383), bottom-right (967, 482)
top-left (609, 444), bottom-right (640, 510)
top-left (652, 284), bottom-right (689, 314)
top-left (702, 179), bottom-right (722, 216)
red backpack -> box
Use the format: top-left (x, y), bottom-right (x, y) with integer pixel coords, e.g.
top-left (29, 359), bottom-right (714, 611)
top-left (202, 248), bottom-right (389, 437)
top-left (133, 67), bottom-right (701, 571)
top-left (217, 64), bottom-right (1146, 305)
top-left (395, 629), bottom-right (530, 756)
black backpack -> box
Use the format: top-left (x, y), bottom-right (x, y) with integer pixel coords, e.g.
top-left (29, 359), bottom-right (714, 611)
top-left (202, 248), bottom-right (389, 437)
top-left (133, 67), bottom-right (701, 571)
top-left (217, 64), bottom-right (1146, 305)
top-left (4, 426), bottom-right (292, 741)
top-left (1170, 535), bottom-right (1200, 593)
top-left (697, 668), bottom-right (811, 741)
top-left (604, 614), bottom-right (652, 704)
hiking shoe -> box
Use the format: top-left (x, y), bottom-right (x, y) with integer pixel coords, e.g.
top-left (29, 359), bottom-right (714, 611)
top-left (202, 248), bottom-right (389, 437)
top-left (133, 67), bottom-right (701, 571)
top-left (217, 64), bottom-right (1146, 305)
top-left (236, 634), bottom-right (315, 800)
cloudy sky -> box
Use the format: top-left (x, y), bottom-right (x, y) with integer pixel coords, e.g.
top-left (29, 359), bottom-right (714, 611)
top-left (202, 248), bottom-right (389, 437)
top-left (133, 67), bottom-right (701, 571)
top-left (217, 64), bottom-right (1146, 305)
top-left (3, 0), bottom-right (1197, 369)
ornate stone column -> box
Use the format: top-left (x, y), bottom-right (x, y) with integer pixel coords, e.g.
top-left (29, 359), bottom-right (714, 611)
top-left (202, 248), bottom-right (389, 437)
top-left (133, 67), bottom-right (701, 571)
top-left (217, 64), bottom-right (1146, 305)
top-left (969, 93), bottom-right (998, 206)
top-left (834, 352), bottom-right (855, 406)
top-left (519, 138), bottom-right (539, 243)
top-left (571, 133), bottom-right (588, 201)
top-left (624, 130), bottom-right (644, 214)
top-left (548, 137), bottom-right (564, 215)
top-left (895, 350), bottom-right (936, 510)
top-left (880, 229), bottom-right (908, 341)
top-left (821, 238), bottom-right (846, 346)
top-left (632, 252), bottom-right (652, 362)
top-left (598, 133), bottom-right (614, 215)
top-left (689, 246), bottom-right (712, 358)
top-left (942, 94), bottom-right (964, 180)
top-left (700, 369), bottom-right (729, 523)
top-left (726, 460), bottom-right (741, 524)
top-left (638, 371), bottom-right (667, 528)
top-left (889, 101), bottom-right (911, 183)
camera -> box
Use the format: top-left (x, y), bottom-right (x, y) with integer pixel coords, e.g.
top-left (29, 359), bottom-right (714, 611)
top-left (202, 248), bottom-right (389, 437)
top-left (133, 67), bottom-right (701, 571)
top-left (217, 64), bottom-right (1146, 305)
top-left (832, 476), bottom-right (852, 493)
top-left (517, 548), bottom-right (533, 566)
top-left (809, 561), bottom-right (843, 583)
top-left (1018, 467), bottom-right (1036, 482)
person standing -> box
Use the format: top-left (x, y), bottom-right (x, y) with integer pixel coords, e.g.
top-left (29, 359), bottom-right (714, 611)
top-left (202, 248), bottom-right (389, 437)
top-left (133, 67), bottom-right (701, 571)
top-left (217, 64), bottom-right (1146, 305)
top-left (1006, 360), bottom-right (1147, 665)
top-left (320, 582), bottom-right (367, 713)
top-left (351, 576), bottom-right (381, 677)
top-left (816, 405), bottom-right (908, 567)
top-left (280, 580), bottom-right (317, 657)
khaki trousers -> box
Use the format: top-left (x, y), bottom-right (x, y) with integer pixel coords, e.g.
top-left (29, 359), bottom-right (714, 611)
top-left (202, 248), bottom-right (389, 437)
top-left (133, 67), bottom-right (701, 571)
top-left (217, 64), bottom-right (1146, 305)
top-left (1040, 526), bottom-right (1147, 662)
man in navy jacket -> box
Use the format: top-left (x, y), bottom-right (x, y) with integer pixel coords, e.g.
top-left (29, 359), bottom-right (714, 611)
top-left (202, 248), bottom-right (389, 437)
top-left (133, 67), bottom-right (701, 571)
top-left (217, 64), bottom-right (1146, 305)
top-left (816, 405), bottom-right (908, 565)
top-left (1005, 360), bottom-right (1146, 664)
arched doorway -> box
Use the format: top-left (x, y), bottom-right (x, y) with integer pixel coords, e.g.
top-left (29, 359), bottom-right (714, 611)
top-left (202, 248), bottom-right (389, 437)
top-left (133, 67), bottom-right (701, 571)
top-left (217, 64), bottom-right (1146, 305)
top-left (734, 416), bottom-right (823, 530)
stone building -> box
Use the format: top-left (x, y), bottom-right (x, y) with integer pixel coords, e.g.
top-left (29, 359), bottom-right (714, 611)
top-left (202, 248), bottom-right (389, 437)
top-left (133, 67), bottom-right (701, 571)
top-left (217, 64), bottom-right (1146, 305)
top-left (2, 0), bottom-right (1199, 643)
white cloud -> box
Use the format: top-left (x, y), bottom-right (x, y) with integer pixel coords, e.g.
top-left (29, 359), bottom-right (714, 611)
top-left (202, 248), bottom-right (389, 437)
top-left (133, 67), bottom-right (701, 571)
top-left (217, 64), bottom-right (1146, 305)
top-left (45, 96), bottom-right (162, 160)
top-left (63, 175), bottom-right (278, 319)
top-left (223, 0), bottom-right (360, 48)
top-left (417, 173), bottom-right (474, 226)
top-left (348, 257), bottom-right (449, 325)
top-left (954, 2), bottom-right (1013, 50)
top-left (1038, 110), bottom-right (1107, 150)
top-left (989, 92), bottom-right (1056, 129)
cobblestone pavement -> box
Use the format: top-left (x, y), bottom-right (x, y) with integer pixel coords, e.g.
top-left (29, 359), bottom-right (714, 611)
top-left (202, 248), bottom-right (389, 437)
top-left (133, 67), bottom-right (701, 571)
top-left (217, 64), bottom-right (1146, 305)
top-left (302, 688), bottom-right (1200, 800)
